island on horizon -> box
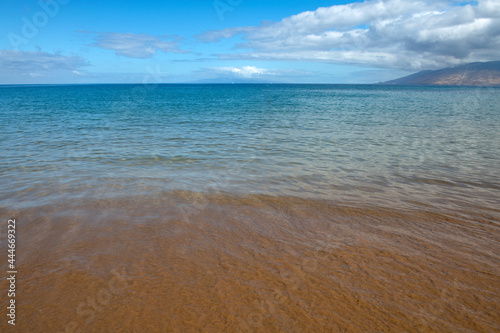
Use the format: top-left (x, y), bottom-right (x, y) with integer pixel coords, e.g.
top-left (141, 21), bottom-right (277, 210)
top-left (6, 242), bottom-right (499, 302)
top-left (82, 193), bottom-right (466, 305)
top-left (381, 61), bottom-right (500, 87)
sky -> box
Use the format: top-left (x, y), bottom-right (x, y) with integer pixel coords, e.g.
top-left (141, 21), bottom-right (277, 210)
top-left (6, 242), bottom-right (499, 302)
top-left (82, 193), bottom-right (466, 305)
top-left (0, 0), bottom-right (499, 84)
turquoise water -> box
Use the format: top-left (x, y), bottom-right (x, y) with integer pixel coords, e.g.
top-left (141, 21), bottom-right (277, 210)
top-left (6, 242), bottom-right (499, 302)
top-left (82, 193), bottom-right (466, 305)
top-left (1, 84), bottom-right (499, 217)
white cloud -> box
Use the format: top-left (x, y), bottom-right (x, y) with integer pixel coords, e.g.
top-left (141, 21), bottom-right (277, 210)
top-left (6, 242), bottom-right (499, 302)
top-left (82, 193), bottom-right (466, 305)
top-left (90, 32), bottom-right (188, 59)
top-left (214, 66), bottom-right (267, 78)
top-left (0, 50), bottom-right (88, 74)
top-left (199, 66), bottom-right (316, 82)
top-left (200, 0), bottom-right (500, 70)
top-left (197, 27), bottom-right (252, 42)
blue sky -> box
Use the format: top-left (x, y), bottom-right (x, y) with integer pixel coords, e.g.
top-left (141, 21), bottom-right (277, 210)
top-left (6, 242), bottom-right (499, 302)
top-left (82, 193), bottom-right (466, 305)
top-left (0, 0), bottom-right (498, 84)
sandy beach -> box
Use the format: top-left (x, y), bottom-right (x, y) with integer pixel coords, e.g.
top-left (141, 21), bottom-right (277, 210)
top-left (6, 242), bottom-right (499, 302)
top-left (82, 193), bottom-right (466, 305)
top-left (1, 192), bottom-right (499, 332)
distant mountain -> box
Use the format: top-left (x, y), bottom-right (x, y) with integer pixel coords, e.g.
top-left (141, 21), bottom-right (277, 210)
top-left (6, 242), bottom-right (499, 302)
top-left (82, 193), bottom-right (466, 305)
top-left (381, 61), bottom-right (500, 86)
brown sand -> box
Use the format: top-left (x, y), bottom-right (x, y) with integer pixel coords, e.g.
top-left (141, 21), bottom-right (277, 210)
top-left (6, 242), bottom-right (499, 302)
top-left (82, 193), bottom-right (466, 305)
top-left (1, 193), bottom-right (499, 332)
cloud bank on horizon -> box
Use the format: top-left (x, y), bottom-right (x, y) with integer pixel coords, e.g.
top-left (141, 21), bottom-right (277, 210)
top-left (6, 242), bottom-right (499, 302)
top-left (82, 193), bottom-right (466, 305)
top-left (1, 0), bottom-right (499, 83)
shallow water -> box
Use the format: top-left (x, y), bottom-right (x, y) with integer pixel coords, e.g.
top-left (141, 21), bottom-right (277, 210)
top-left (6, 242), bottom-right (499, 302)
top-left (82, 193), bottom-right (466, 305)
top-left (0, 84), bottom-right (499, 332)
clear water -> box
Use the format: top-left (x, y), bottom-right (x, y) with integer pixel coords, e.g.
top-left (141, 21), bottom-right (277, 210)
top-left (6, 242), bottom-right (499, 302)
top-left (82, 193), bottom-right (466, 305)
top-left (1, 84), bottom-right (500, 332)
top-left (1, 84), bottom-right (499, 216)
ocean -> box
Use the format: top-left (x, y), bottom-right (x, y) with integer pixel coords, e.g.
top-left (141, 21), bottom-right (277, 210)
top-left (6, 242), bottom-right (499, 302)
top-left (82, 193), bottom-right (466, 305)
top-left (0, 84), bottom-right (499, 332)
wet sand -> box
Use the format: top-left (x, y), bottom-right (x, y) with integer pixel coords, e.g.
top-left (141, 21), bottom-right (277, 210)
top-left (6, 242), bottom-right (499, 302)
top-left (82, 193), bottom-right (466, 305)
top-left (1, 192), bottom-right (499, 332)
